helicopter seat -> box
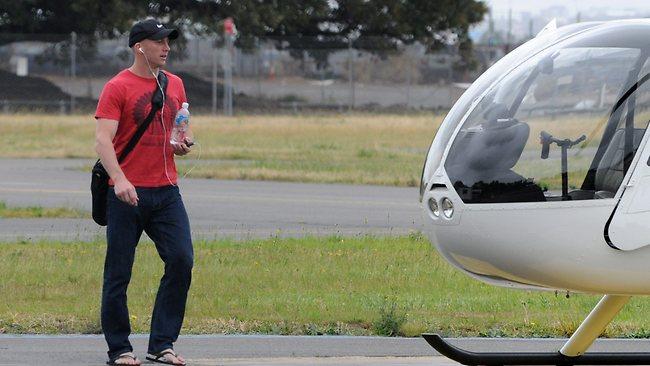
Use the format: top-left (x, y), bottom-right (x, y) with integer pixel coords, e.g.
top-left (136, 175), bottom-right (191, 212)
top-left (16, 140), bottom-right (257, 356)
top-left (447, 118), bottom-right (546, 203)
top-left (570, 128), bottom-right (645, 200)
top-left (594, 128), bottom-right (645, 195)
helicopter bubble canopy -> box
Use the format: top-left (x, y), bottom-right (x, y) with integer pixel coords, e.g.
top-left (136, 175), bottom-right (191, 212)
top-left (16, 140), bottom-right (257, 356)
top-left (425, 21), bottom-right (650, 204)
top-left (419, 21), bottom-right (604, 201)
top-left (420, 20), bottom-right (650, 294)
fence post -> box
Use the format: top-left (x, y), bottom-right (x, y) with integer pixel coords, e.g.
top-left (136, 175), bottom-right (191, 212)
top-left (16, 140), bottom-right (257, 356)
top-left (255, 37), bottom-right (261, 98)
top-left (320, 67), bottom-right (325, 104)
top-left (212, 42), bottom-right (218, 115)
top-left (195, 37), bottom-right (200, 66)
top-left (59, 100), bottom-right (66, 115)
top-left (406, 58), bottom-right (412, 108)
top-left (2, 100), bottom-right (9, 114)
top-left (348, 38), bottom-right (355, 111)
top-left (70, 31), bottom-right (77, 114)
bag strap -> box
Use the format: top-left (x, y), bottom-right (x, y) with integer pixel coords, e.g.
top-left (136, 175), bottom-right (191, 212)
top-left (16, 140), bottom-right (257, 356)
top-left (117, 71), bottom-right (169, 163)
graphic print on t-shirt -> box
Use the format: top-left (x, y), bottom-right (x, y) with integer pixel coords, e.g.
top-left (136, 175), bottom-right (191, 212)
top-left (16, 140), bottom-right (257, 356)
top-left (131, 91), bottom-right (178, 138)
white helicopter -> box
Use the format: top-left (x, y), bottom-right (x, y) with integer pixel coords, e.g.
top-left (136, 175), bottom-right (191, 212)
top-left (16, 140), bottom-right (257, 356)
top-left (420, 19), bottom-right (650, 365)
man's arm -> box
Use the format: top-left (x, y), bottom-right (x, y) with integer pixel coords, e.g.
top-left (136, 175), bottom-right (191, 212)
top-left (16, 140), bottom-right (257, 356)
top-left (95, 118), bottom-right (138, 206)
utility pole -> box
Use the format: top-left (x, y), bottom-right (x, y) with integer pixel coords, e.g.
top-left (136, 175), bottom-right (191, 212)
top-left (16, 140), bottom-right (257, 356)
top-left (223, 17), bottom-right (236, 116)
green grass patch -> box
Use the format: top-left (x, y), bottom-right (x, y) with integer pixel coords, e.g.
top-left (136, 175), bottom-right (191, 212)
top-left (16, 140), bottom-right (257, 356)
top-left (0, 201), bottom-right (88, 219)
top-left (2, 113), bottom-right (441, 187)
top-left (3, 234), bottom-right (650, 337)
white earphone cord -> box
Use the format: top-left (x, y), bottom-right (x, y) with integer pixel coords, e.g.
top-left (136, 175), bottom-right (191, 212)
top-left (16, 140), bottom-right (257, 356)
top-left (142, 48), bottom-right (201, 183)
top-left (181, 141), bottom-right (201, 178)
top-left (142, 49), bottom-right (175, 187)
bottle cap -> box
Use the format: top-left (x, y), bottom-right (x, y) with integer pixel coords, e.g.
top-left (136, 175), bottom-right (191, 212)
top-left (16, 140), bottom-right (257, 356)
top-left (182, 102), bottom-right (189, 109)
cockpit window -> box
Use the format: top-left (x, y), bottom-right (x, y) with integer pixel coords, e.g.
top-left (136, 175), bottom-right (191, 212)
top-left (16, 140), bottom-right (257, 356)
top-left (444, 39), bottom-right (649, 203)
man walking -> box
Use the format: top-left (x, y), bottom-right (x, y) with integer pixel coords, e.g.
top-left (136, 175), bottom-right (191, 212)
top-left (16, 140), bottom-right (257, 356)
top-left (94, 19), bottom-right (193, 366)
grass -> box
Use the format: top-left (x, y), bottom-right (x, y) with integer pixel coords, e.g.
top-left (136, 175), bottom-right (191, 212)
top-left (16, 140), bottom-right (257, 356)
top-left (3, 234), bottom-right (650, 337)
top-left (0, 201), bottom-right (88, 219)
top-left (2, 112), bottom-right (638, 190)
top-left (1, 113), bottom-right (441, 187)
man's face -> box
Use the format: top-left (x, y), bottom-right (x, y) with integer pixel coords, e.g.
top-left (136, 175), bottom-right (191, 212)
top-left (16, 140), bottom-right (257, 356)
top-left (139, 37), bottom-right (170, 68)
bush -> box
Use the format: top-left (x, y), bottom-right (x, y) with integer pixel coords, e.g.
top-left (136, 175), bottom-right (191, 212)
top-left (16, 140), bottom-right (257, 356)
top-left (373, 301), bottom-right (407, 336)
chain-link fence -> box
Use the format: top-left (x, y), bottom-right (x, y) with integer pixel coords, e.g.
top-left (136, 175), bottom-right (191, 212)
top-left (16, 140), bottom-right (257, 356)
top-left (0, 33), bottom-right (499, 114)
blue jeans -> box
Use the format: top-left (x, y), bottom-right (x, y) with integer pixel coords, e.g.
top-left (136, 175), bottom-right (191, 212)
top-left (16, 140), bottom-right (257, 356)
top-left (101, 185), bottom-right (193, 360)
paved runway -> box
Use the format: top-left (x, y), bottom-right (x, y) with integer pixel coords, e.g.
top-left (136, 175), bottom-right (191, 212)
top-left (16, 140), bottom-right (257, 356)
top-left (4, 334), bottom-right (650, 365)
top-left (0, 159), bottom-right (423, 241)
top-left (0, 334), bottom-right (440, 365)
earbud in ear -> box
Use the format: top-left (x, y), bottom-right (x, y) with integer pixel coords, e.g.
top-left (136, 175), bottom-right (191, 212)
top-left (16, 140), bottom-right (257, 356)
top-left (138, 47), bottom-right (144, 54)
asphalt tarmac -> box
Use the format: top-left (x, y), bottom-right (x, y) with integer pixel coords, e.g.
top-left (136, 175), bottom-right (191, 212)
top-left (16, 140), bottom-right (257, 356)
top-left (1, 334), bottom-right (440, 366)
top-left (4, 334), bottom-right (650, 365)
top-left (0, 158), bottom-right (423, 241)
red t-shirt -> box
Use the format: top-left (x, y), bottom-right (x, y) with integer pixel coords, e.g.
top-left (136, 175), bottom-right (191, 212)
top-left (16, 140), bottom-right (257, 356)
top-left (95, 69), bottom-right (187, 187)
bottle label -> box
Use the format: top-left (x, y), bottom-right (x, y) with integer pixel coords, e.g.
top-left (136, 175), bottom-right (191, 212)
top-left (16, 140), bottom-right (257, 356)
top-left (175, 115), bottom-right (188, 126)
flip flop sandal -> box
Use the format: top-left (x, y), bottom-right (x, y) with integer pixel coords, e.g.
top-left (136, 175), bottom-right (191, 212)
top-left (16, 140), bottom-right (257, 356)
top-left (107, 351), bottom-right (139, 365)
top-left (146, 349), bottom-right (186, 365)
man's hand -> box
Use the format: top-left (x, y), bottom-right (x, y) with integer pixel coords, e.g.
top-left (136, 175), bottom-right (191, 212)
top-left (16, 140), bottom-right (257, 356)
top-left (114, 176), bottom-right (138, 206)
top-left (172, 137), bottom-right (193, 156)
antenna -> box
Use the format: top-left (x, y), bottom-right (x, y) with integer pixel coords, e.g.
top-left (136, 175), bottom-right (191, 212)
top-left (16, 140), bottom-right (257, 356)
top-left (536, 18), bottom-right (557, 37)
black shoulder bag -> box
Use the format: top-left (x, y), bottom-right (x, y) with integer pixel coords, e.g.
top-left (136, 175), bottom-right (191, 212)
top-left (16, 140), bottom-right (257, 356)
top-left (91, 71), bottom-right (168, 226)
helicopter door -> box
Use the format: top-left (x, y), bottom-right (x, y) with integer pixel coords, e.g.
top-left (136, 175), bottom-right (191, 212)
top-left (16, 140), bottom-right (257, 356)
top-left (607, 127), bottom-right (650, 251)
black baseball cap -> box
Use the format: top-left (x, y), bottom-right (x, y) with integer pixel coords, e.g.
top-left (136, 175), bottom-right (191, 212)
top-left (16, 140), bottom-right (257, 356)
top-left (128, 19), bottom-right (179, 48)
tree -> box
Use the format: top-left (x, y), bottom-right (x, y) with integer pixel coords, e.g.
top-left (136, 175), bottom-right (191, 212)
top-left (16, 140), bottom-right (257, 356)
top-left (0, 0), bottom-right (487, 71)
top-left (0, 0), bottom-right (140, 42)
top-left (333, 0), bottom-right (486, 50)
top-left (157, 0), bottom-right (487, 71)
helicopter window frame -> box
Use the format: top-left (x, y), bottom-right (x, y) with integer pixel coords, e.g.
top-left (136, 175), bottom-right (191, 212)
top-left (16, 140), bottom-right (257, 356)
top-left (582, 50), bottom-right (650, 190)
top-left (443, 43), bottom-right (650, 204)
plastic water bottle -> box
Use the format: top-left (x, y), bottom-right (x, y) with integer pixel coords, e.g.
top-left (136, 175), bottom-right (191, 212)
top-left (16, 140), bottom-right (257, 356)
top-left (171, 102), bottom-right (190, 145)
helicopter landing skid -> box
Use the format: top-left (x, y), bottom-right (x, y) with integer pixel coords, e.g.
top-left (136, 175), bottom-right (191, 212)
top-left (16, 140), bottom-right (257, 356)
top-left (422, 333), bottom-right (650, 365)
top-left (423, 295), bottom-right (650, 365)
